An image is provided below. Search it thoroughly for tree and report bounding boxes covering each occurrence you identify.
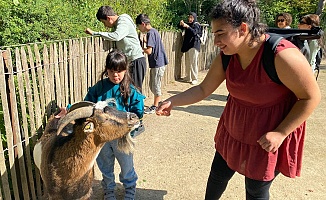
[258,0,320,27]
[0,0,172,46]
[0,0,324,46]
[316,0,326,15]
[181,0,208,15]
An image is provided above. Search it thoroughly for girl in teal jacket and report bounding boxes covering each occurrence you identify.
[84,49,145,200]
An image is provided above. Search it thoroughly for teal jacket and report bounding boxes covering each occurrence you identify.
[84,78,145,120]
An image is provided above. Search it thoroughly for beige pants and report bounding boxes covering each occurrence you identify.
[185,48,199,82]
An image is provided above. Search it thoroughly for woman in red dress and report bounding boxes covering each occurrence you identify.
[156,0,321,199]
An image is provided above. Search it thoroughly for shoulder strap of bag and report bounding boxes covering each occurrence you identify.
[221,34,283,84]
[262,34,283,84]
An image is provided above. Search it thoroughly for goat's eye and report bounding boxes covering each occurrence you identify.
[84,122,94,133]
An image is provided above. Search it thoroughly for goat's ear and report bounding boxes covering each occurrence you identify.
[83,122,95,133]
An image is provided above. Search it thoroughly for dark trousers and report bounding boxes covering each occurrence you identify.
[130,57,146,93]
[315,48,322,71]
[205,151,278,200]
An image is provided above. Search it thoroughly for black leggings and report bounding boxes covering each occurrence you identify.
[205,151,278,200]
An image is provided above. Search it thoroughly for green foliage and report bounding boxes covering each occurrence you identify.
[166,0,219,27]
[0,0,173,46]
[0,108,6,145]
[0,0,106,46]
[0,0,324,47]
[110,0,173,30]
[258,0,320,28]
[0,94,7,148]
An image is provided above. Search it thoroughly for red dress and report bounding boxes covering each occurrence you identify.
[215,37,306,181]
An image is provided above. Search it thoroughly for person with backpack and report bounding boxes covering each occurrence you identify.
[298,14,322,75]
[156,0,321,199]
[179,12,202,85]
[273,12,311,62]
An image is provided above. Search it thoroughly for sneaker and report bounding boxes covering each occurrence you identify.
[144,105,157,114]
[103,189,116,200]
[124,186,136,200]
[191,80,198,85]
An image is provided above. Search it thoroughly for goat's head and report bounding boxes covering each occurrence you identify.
[55,101,140,151]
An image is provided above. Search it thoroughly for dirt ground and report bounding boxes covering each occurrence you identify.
[91,63,326,200]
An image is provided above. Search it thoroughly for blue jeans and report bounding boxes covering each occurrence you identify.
[96,139,138,190]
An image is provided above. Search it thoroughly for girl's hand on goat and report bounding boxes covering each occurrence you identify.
[55,107,68,118]
[156,101,172,116]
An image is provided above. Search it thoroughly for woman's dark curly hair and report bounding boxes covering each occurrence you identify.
[275,13,292,27]
[209,0,267,46]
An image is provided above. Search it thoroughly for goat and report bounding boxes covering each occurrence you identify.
[33,101,140,200]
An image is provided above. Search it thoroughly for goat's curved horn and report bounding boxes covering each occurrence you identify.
[56,106,94,135]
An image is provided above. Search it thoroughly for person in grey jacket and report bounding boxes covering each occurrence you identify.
[85,6,146,93]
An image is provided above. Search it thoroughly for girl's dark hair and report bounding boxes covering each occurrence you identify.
[101,49,133,106]
[209,0,266,45]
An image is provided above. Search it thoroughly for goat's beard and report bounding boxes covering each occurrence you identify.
[117,133,135,154]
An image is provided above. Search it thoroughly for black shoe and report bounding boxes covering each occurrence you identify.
[144,105,157,114]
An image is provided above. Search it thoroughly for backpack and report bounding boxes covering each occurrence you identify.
[195,22,209,45]
[222,34,283,84]
[267,27,323,60]
[222,27,324,84]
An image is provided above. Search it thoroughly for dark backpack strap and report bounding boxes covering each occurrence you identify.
[220,53,231,100]
[221,53,232,71]
[221,34,283,85]
[262,34,283,84]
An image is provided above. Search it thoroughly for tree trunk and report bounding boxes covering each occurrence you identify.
[182,0,192,13]
[316,0,326,15]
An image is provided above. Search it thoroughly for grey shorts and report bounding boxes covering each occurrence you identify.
[149,66,166,96]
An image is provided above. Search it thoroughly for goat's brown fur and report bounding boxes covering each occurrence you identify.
[34,106,139,199]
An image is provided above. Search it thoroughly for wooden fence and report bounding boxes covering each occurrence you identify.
[0,31,217,199]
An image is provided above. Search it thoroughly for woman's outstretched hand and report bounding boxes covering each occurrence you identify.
[155,101,172,116]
